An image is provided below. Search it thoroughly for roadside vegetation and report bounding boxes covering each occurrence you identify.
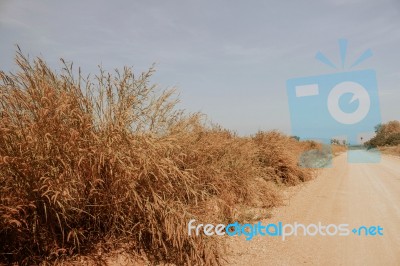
[0,50,341,265]
[365,121,400,156]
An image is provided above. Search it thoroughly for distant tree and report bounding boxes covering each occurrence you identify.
[385,121,400,135]
[366,121,400,147]
[374,123,382,133]
[331,138,340,145]
[290,136,300,141]
[386,133,400,146]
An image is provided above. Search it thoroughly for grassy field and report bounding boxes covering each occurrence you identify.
[0,51,344,265]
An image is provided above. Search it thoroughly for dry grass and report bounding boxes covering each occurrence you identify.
[332,144,347,155]
[1,50,328,265]
[252,131,313,185]
[379,145,400,156]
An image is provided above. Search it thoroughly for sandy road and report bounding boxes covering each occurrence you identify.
[226,151,400,265]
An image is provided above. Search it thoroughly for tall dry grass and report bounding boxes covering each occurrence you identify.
[1,50,318,265]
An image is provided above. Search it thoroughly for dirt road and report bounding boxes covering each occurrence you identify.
[226,151,400,265]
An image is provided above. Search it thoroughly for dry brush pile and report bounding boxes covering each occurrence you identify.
[1,51,320,265]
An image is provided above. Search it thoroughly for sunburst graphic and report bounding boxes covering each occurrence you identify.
[315,39,373,69]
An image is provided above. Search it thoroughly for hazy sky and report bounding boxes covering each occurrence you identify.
[1,0,399,135]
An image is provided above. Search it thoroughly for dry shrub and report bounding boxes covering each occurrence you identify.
[168,125,284,223]
[252,131,312,185]
[0,50,313,265]
[0,50,219,265]
[176,128,259,222]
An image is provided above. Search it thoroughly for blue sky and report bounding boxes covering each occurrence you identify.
[1,0,399,135]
